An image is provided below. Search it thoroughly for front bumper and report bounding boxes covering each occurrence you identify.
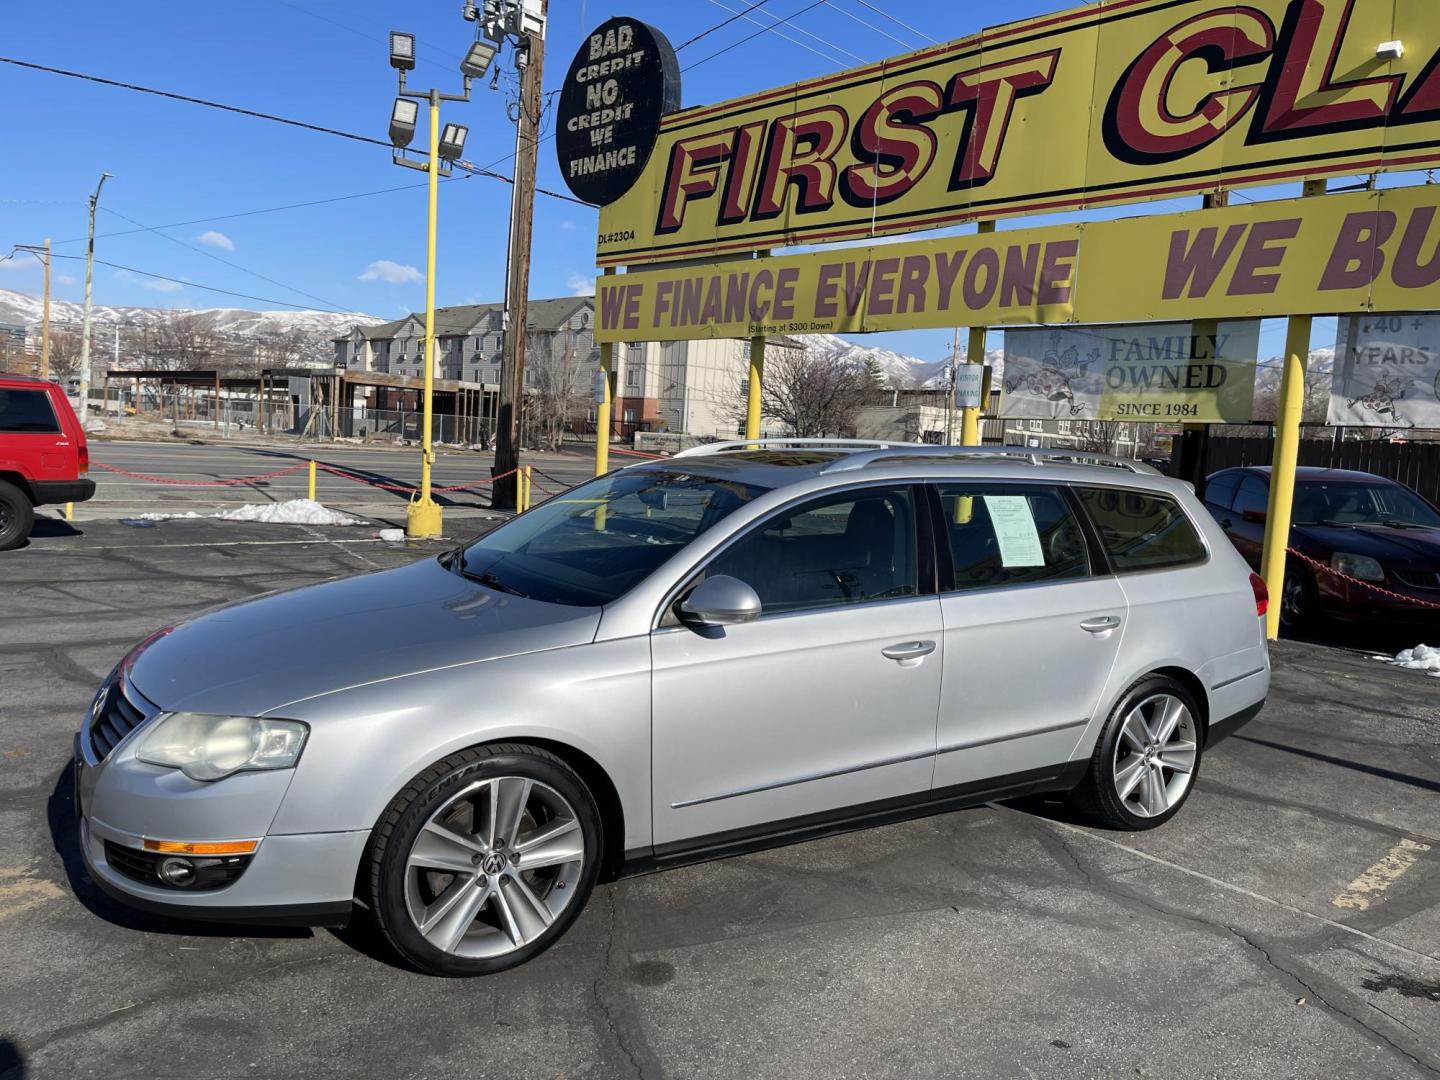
[75,706,368,926]
[79,813,365,926]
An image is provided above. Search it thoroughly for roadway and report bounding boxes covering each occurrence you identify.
[77,438,605,528]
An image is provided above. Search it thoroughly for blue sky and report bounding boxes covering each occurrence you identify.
[0,1,1427,363]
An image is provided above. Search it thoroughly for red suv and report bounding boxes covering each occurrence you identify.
[0,375,96,549]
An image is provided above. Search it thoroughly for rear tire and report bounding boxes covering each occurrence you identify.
[367,743,602,977]
[0,480,34,551]
[1071,675,1203,831]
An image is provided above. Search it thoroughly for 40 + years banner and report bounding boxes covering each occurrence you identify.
[1329,313,1440,428]
[1000,321,1260,423]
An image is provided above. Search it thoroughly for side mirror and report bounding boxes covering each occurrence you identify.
[1241,509,1267,523]
[677,575,762,628]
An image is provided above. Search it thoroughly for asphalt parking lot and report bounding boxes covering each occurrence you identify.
[2,508,1438,1079]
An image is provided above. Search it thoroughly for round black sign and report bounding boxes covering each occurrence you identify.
[556,17,681,206]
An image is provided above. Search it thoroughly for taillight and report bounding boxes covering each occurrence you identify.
[78,438,89,475]
[1249,573,1268,617]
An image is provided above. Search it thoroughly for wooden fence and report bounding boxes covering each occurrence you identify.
[1204,435,1440,505]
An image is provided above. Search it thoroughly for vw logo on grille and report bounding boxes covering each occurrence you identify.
[91,690,107,718]
[481,852,507,875]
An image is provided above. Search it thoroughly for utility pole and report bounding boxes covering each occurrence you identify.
[944,327,960,445]
[39,239,51,379]
[77,172,112,429]
[493,0,548,510]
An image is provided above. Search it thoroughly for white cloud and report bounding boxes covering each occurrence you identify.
[113,269,184,293]
[559,220,576,231]
[0,258,34,273]
[566,271,595,297]
[56,274,77,285]
[197,230,235,251]
[359,259,422,284]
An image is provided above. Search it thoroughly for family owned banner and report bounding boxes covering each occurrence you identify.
[1000,321,1261,423]
[1329,313,1440,428]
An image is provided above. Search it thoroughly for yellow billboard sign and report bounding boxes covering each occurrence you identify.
[1000,321,1260,423]
[596,0,1440,267]
[595,184,1440,342]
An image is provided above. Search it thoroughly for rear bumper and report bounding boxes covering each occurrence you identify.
[1207,700,1264,746]
[32,479,96,506]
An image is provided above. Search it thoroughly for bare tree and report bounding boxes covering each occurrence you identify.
[145,311,222,370]
[725,343,869,437]
[526,330,585,451]
[1072,419,1127,455]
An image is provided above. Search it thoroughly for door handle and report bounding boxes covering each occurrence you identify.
[1219,518,1233,529]
[882,640,936,661]
[1080,616,1122,634]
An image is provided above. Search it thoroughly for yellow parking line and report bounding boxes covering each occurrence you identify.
[1332,839,1431,911]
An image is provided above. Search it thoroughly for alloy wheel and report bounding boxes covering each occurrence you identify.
[403,775,586,958]
[1281,572,1307,626]
[1111,693,1198,819]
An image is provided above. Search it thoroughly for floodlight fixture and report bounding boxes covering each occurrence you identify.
[461,38,499,79]
[389,31,417,71]
[389,97,419,148]
[439,123,469,161]
[1376,40,1404,60]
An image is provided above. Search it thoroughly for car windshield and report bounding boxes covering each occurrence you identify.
[452,469,766,606]
[1292,480,1440,529]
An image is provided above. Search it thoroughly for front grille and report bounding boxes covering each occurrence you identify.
[103,841,251,891]
[1393,569,1440,591]
[87,678,160,762]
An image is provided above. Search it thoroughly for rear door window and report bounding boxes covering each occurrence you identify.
[0,388,60,433]
[1202,471,1240,511]
[1232,476,1269,519]
[933,484,1090,592]
[1077,488,1207,572]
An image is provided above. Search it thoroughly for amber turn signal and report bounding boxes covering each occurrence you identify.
[142,838,259,855]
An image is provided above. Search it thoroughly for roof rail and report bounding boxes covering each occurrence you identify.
[820,446,1159,475]
[669,439,1159,476]
[672,437,924,458]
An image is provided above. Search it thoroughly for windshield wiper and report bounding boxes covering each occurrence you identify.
[460,566,530,598]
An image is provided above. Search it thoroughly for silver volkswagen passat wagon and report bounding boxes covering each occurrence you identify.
[76,441,1269,976]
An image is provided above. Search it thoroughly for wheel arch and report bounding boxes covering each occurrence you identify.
[1150,666,1210,736]
[0,471,36,503]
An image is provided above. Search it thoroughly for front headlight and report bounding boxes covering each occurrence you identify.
[1331,552,1385,582]
[136,713,308,782]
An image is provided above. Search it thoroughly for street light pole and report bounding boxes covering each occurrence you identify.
[78,172,112,428]
[408,88,444,538]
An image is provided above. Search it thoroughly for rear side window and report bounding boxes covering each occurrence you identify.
[1077,488,1207,572]
[1202,471,1240,510]
[935,484,1089,592]
[0,388,60,433]
[1232,476,1269,519]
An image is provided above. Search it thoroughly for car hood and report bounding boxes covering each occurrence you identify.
[1294,523,1440,566]
[127,556,601,716]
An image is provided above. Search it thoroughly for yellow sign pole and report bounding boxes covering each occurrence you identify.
[407,90,444,539]
[1259,179,1326,639]
[595,269,616,477]
[745,334,765,444]
[959,223,994,447]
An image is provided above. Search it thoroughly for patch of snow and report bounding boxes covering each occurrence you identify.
[378,528,405,542]
[1373,644,1440,676]
[139,499,365,526]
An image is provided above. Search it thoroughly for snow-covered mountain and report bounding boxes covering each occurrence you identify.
[0,288,381,363]
[803,333,948,388]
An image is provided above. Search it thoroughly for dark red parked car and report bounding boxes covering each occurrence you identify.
[1203,466,1440,630]
[0,374,96,549]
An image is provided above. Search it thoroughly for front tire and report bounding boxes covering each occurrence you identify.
[0,480,34,551]
[1279,565,1317,632]
[367,744,602,977]
[1071,676,1203,831]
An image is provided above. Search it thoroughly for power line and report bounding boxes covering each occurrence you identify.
[0,56,389,148]
[98,204,354,314]
[685,1,832,72]
[675,0,777,51]
[45,251,367,313]
[848,0,939,44]
[821,0,920,50]
[705,0,862,66]
[0,56,586,206]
